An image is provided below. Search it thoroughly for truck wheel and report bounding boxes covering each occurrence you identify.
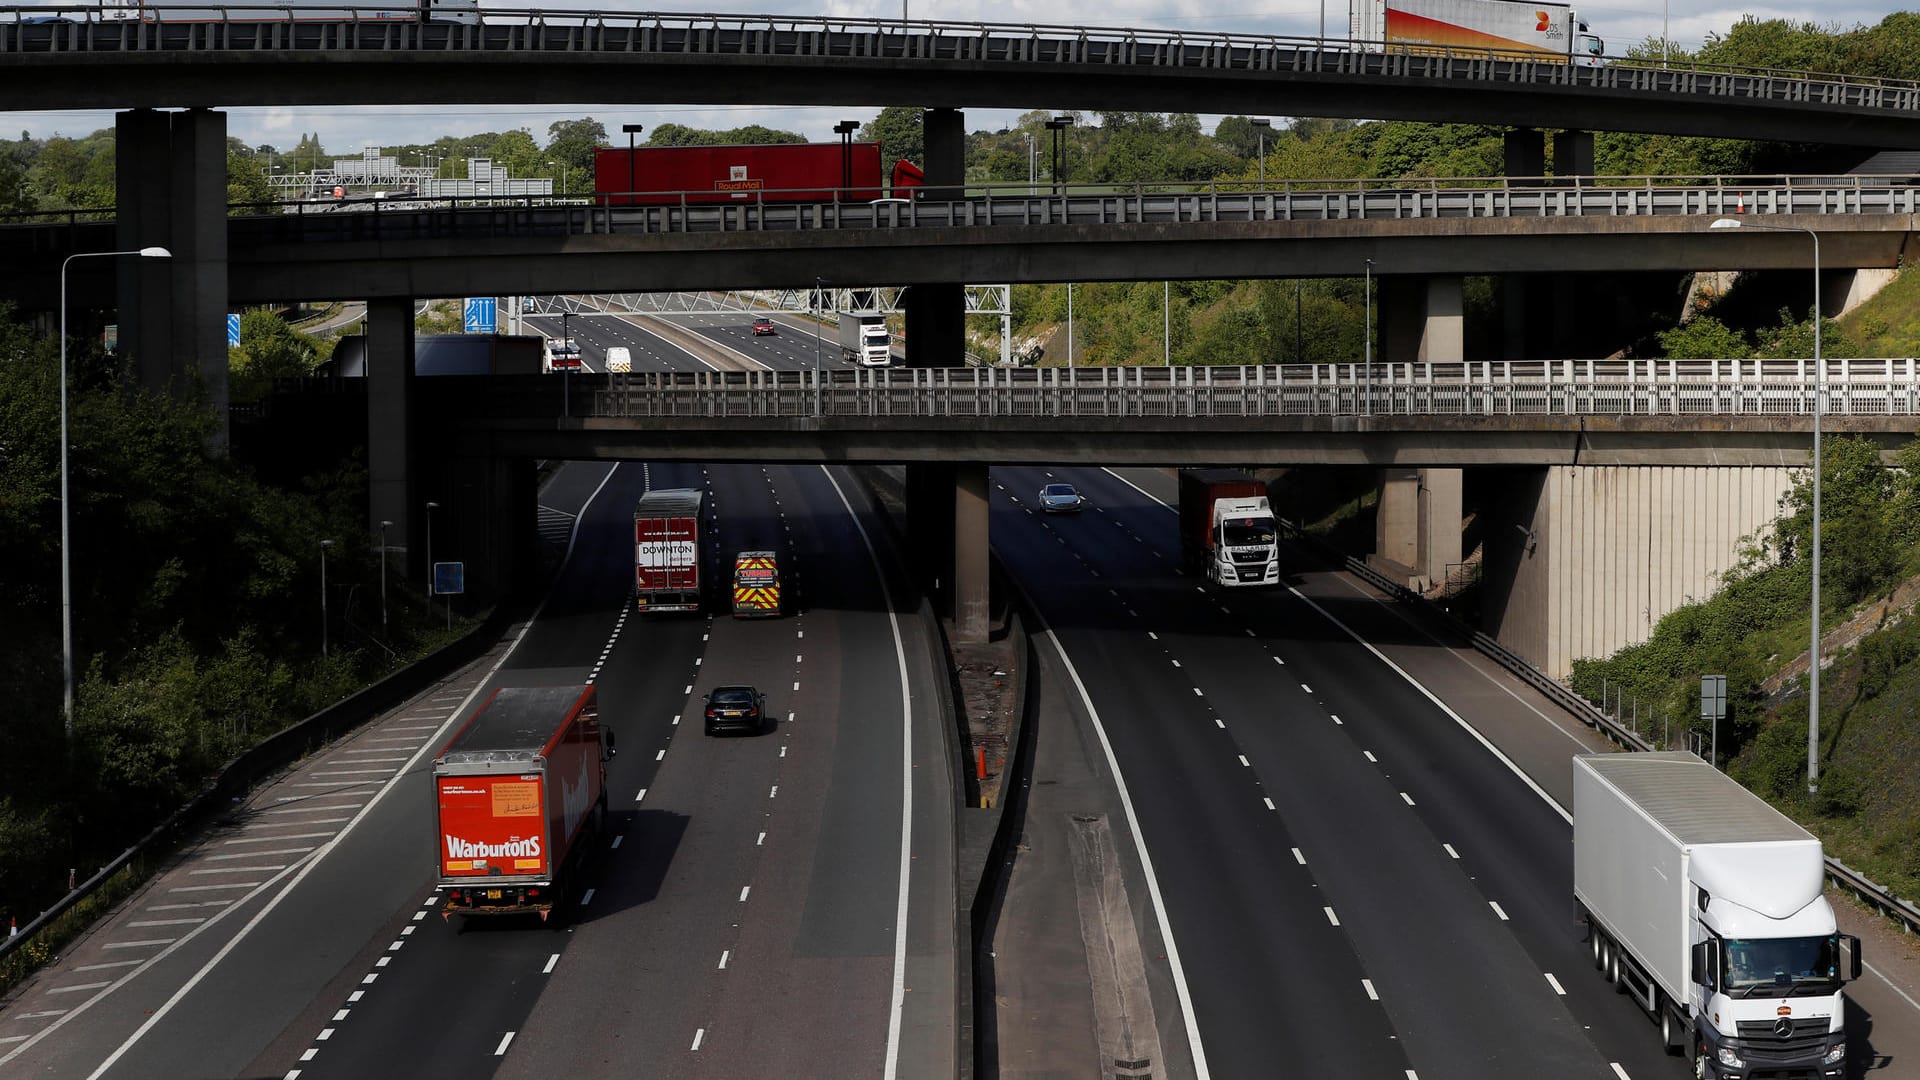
[1591,928,1604,969]
[1660,1002,1684,1055]
[1608,944,1625,992]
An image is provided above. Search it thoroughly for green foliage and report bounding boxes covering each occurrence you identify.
[861,106,924,170]
[1658,315,1752,359]
[643,122,805,148]
[228,309,323,403]
[545,117,607,195]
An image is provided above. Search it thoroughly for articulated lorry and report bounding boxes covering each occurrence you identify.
[1351,0,1603,65]
[434,685,614,920]
[634,488,705,612]
[1574,752,1859,1076]
[1178,469,1280,587]
[592,142,924,204]
[97,0,479,22]
[837,312,892,367]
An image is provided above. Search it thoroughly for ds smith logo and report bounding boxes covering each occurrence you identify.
[446,835,541,860]
[1535,10,1551,29]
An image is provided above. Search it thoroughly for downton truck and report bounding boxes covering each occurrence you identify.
[1575,752,1858,1075]
[634,488,705,612]
[1351,0,1603,65]
[1179,469,1280,586]
[434,685,613,920]
[837,312,891,367]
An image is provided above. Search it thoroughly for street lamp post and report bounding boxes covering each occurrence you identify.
[621,123,644,202]
[561,309,572,419]
[1251,118,1272,185]
[319,539,334,658]
[813,276,828,416]
[1711,216,1822,794]
[425,499,440,606]
[59,246,170,747]
[1045,115,1074,196]
[1363,258,1374,414]
[378,519,392,637]
[833,120,860,200]
[1067,282,1074,366]
[1164,281,1171,366]
[1024,131,1035,195]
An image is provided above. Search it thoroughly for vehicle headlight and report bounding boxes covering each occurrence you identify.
[1823,1041,1846,1065]
[1716,1045,1746,1069]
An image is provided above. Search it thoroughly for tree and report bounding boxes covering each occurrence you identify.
[228,309,321,402]
[1658,315,1751,359]
[545,117,607,195]
[226,148,273,213]
[862,106,924,167]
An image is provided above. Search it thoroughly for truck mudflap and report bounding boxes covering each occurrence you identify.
[439,881,556,920]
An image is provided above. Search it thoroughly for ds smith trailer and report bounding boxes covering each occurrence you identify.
[1574,752,1859,1077]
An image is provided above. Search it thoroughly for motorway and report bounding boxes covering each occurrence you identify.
[523,308,848,376]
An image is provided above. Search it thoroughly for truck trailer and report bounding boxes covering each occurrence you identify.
[1178,469,1280,586]
[634,488,705,613]
[1351,0,1603,65]
[434,685,613,920]
[99,0,479,22]
[1574,752,1858,1075]
[837,312,892,367]
[593,142,924,205]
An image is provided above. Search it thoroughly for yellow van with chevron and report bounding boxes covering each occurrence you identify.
[731,551,782,618]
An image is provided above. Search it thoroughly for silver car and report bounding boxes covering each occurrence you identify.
[1038,482,1086,513]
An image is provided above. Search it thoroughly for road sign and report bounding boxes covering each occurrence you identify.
[433,561,465,596]
[463,297,496,334]
[226,313,241,348]
[1702,674,1727,768]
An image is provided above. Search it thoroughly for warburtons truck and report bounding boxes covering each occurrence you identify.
[634,488,705,613]
[1178,469,1280,586]
[838,312,892,367]
[434,685,614,920]
[1574,752,1859,1076]
[1351,0,1604,65]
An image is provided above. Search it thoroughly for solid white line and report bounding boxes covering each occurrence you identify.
[1545,972,1566,995]
[1286,586,1572,825]
[543,954,559,974]
[47,982,111,995]
[1490,901,1509,921]
[53,464,627,1080]
[1038,630,1212,1079]
[820,467,919,1080]
[1362,978,1379,1000]
[691,1028,706,1051]
[1610,1065,1631,1080]
[494,1032,515,1056]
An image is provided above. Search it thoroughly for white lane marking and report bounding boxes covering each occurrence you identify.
[102,940,173,949]
[401,926,414,936]
[691,1028,706,1051]
[411,911,426,922]
[1610,1066,1630,1080]
[1490,901,1509,921]
[494,1032,515,1056]
[1444,843,1460,859]
[1363,979,1379,1000]
[348,991,364,1002]
[48,464,628,1079]
[1300,684,1313,694]
[204,848,313,860]
[1038,629,1213,1080]
[739,886,751,902]
[1264,798,1276,811]
[127,919,204,928]
[1330,715,1342,725]
[1401,792,1416,806]
[300,1049,317,1062]
[1287,585,1572,825]
[375,957,391,968]
[1363,751,1377,763]
[1170,659,1181,668]
[360,973,376,985]
[262,802,365,813]
[1324,907,1340,926]
[756,832,766,846]
[333,1010,349,1021]
[611,835,623,849]
[543,954,559,974]
[792,681,800,691]
[168,883,259,892]
[1545,972,1566,995]
[47,982,112,995]
[769,786,779,799]
[581,888,596,907]
[1273,656,1285,665]
[1213,717,1225,729]
[1192,688,1203,697]
[189,866,286,875]
[635,788,648,802]
[1291,847,1305,864]
[72,960,141,972]
[655,749,666,762]
[317,1028,334,1041]
[223,833,334,845]
[1147,631,1158,640]
[718,951,730,970]
[1237,755,1250,767]
[820,467,920,1080]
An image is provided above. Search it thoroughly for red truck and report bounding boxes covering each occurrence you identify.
[434,685,614,920]
[594,142,924,204]
[635,488,705,612]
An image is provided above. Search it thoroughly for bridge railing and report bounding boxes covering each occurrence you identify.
[6,6,1919,106]
[588,361,1920,420]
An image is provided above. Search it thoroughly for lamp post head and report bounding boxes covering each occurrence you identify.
[380,519,393,528]
[621,123,645,134]
[1250,118,1272,129]
[138,246,172,258]
[426,501,441,511]
[834,120,859,136]
[320,539,334,549]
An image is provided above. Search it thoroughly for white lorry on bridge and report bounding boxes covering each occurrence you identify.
[1351,0,1603,66]
[1574,752,1858,1077]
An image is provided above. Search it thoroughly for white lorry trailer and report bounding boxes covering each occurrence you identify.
[837,312,891,367]
[1574,752,1858,1077]
[1351,0,1603,65]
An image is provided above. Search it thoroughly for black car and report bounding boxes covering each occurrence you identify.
[704,685,768,736]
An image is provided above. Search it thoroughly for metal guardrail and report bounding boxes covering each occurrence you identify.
[1277,518,1920,935]
[589,361,1920,421]
[4,7,1918,109]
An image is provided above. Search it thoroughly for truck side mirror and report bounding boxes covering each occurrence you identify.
[1841,934,1862,981]
[1691,942,1712,987]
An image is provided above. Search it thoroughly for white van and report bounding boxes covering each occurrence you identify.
[605,346,632,373]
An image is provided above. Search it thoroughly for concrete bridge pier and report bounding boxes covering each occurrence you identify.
[365,297,419,581]
[1378,274,1464,364]
[901,106,991,641]
[1369,466,1463,590]
[115,107,229,440]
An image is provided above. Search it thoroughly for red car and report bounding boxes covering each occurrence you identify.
[752,317,776,336]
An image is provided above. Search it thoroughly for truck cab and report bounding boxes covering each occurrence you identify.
[731,551,782,617]
[1210,497,1280,586]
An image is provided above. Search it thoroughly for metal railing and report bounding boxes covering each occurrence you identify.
[589,361,1920,421]
[4,7,1918,111]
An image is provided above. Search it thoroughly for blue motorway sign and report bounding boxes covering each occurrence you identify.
[433,561,465,596]
[463,297,497,334]
[226,313,241,348]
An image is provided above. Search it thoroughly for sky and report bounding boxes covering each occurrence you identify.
[10,0,1908,166]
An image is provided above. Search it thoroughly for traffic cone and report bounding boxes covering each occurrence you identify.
[9,915,16,938]
[1736,192,1746,214]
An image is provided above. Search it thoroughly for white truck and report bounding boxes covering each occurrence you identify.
[1178,469,1280,587]
[1574,752,1859,1077]
[837,312,891,367]
[96,0,479,22]
[1351,0,1603,66]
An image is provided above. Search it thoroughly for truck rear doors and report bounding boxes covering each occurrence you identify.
[731,551,781,617]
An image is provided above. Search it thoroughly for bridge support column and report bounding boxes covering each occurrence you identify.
[1378,275,1463,365]
[1502,127,1544,178]
[1552,130,1594,177]
[434,453,535,607]
[1369,467,1462,590]
[116,107,229,441]
[906,463,956,613]
[954,464,990,643]
[366,297,418,580]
